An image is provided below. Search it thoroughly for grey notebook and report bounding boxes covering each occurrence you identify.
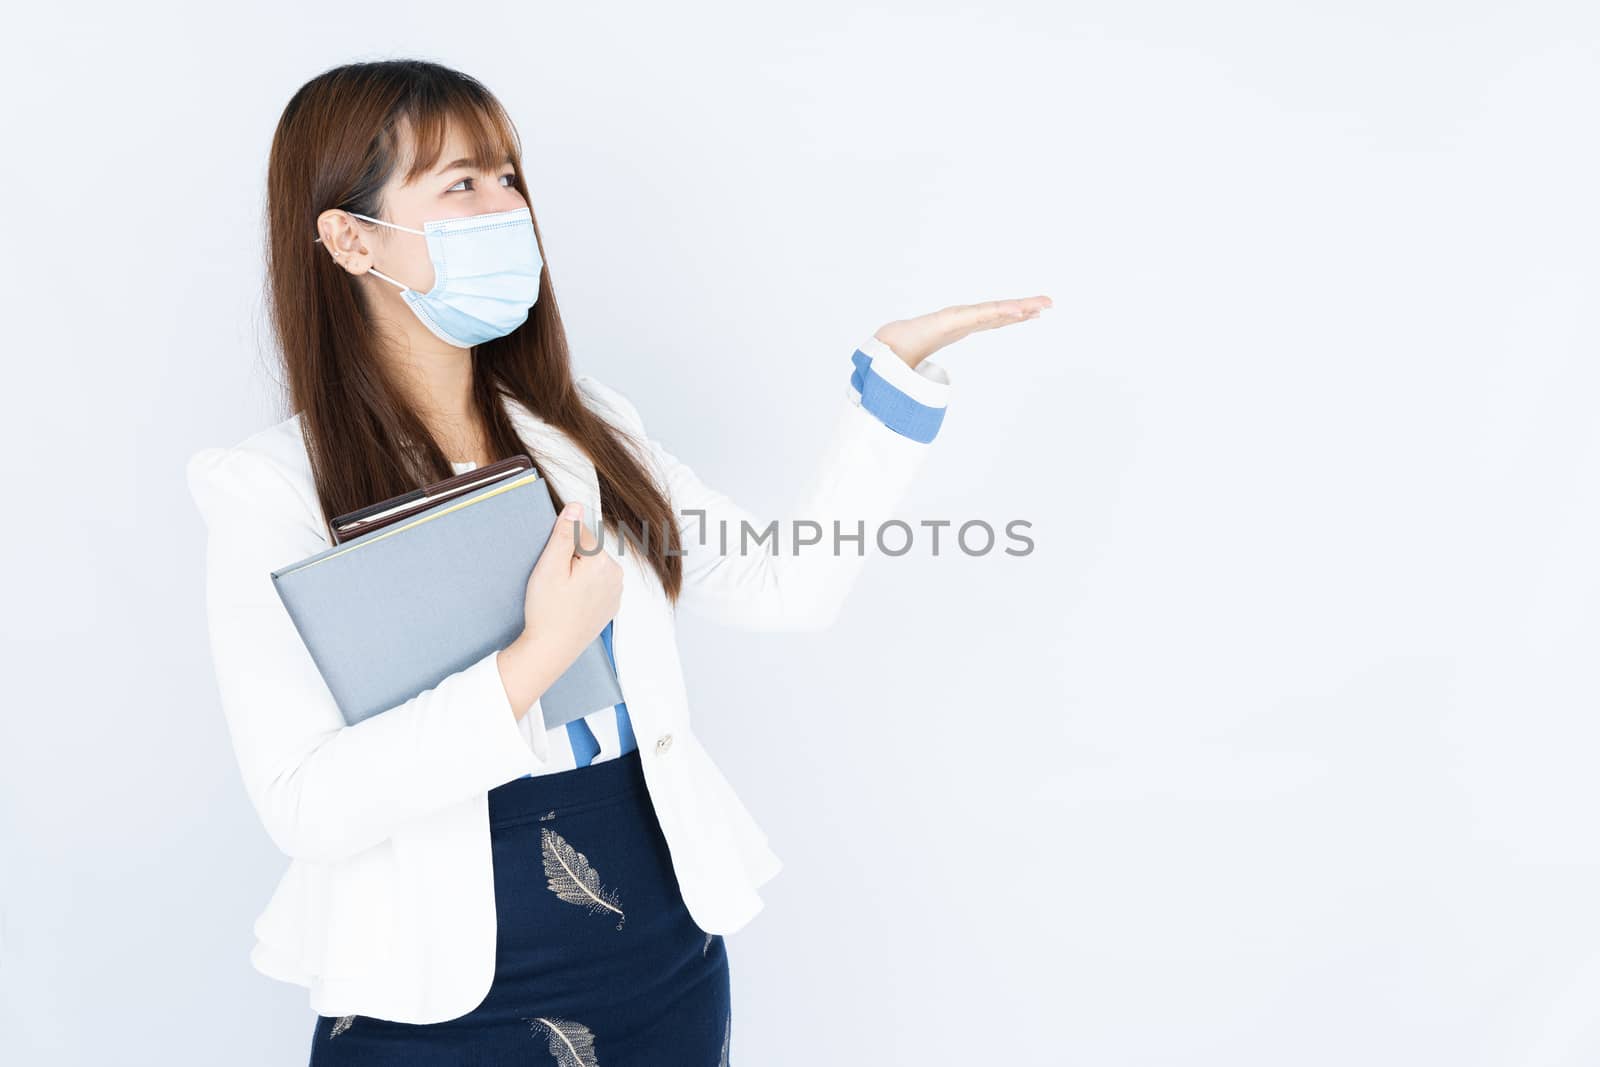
[270,469,624,731]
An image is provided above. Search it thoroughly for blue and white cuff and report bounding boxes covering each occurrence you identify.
[848,336,951,443]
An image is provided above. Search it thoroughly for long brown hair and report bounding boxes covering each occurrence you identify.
[264,59,682,602]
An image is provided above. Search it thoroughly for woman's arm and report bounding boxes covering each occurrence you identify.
[578,334,954,632]
[186,445,551,864]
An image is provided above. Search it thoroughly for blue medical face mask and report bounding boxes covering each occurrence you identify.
[318,206,544,348]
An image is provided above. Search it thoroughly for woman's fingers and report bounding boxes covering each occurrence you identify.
[953,295,1054,335]
[875,294,1052,365]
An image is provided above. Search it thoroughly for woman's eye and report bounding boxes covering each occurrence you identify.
[448,173,517,193]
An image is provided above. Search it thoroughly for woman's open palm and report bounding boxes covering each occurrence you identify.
[874,295,1053,367]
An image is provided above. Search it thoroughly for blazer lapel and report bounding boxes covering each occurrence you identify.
[501,390,653,719]
[500,392,602,524]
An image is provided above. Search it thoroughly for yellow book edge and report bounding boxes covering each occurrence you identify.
[276,471,545,577]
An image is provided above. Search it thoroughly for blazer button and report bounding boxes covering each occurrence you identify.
[655,733,673,754]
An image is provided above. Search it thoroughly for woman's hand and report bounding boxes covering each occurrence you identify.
[497,502,623,720]
[873,295,1053,368]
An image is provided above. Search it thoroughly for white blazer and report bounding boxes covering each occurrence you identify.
[185,336,950,1024]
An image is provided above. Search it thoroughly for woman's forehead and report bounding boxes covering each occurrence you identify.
[392,110,515,183]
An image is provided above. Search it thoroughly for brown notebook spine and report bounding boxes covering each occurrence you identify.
[329,454,535,544]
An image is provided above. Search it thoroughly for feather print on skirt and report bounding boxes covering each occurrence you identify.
[300,751,728,1061]
[540,826,626,930]
[527,1015,600,1067]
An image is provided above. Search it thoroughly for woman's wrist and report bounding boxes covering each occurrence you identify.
[496,630,565,722]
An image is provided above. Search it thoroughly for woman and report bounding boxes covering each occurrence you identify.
[186,59,1049,1065]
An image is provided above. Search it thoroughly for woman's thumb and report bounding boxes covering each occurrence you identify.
[548,501,582,553]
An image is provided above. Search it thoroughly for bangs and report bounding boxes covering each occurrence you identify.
[393,86,522,185]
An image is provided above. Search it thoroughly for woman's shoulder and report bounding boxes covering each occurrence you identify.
[185,412,323,538]
[184,376,648,537]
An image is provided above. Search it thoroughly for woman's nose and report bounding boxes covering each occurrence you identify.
[492,188,530,214]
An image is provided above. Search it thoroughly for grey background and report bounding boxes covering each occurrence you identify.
[3,1,1597,1064]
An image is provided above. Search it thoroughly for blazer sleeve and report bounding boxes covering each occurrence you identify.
[578,335,952,631]
[185,445,549,863]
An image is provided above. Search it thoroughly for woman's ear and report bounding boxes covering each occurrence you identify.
[315,210,374,275]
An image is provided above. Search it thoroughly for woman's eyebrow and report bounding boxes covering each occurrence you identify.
[436,153,515,174]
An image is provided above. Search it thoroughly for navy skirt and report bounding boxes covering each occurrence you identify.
[307,747,732,1066]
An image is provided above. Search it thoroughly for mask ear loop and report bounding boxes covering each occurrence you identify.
[311,212,424,292]
[364,267,410,292]
[348,211,427,236]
